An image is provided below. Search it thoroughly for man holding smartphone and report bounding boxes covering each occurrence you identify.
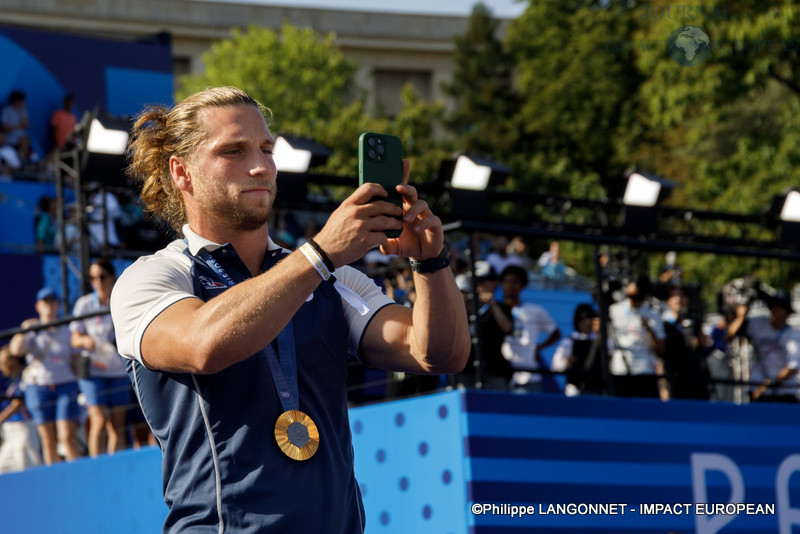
[110,86,469,533]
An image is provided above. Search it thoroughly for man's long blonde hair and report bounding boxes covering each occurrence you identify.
[125,86,271,235]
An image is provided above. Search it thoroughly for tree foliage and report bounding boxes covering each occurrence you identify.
[178,23,446,184]
[392,84,448,183]
[505,0,643,199]
[442,2,518,159]
[178,24,373,178]
[177,6,800,303]
[626,0,800,294]
[497,0,800,303]
[178,24,358,134]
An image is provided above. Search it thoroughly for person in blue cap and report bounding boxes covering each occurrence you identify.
[10,287,82,464]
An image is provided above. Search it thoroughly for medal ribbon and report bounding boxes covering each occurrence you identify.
[263,322,299,412]
[199,247,299,412]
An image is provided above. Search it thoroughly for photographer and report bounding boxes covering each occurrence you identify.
[727,289,800,403]
[608,274,669,401]
[661,285,710,400]
[455,261,514,391]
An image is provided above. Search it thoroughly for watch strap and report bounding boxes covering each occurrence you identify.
[409,242,451,273]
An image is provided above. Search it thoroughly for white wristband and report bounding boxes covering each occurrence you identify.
[300,242,335,283]
[299,242,370,316]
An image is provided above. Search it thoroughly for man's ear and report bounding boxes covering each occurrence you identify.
[170,155,193,193]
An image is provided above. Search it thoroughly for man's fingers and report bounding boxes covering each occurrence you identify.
[346,182,389,206]
[410,213,440,233]
[401,197,429,224]
[366,214,404,234]
[353,198,402,219]
[396,183,418,205]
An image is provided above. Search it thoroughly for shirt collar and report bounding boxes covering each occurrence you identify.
[182,224,281,257]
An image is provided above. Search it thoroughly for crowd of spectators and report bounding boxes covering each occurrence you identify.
[344,234,800,409]
[0,90,67,182]
[7,223,796,472]
[0,260,154,475]
[1,88,167,256]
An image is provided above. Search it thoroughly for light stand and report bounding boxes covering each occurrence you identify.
[621,170,676,235]
[54,145,82,305]
[272,135,332,204]
[54,110,129,301]
[441,154,511,220]
[770,189,800,246]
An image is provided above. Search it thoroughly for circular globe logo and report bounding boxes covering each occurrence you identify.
[667,26,711,67]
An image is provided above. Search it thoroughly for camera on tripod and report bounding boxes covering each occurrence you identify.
[717,276,775,316]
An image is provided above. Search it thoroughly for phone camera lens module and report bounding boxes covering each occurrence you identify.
[367,137,376,147]
[377,144,385,155]
[368,149,377,159]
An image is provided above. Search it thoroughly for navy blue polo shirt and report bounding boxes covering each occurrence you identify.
[120,238,390,533]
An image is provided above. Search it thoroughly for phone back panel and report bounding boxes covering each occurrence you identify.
[359,132,403,238]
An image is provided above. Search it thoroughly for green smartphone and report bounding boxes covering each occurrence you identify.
[358,132,404,238]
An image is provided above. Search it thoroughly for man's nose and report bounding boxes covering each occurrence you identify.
[251,152,276,177]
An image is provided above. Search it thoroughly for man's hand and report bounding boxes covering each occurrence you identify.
[313,182,404,268]
[380,160,444,261]
[655,359,670,401]
[735,304,749,319]
[73,332,96,351]
[314,160,444,266]
[751,381,769,401]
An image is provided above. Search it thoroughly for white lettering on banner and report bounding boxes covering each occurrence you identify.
[691,453,743,534]
[470,453,795,528]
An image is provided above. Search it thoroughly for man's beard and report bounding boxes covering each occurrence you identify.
[194,171,275,231]
[224,194,273,231]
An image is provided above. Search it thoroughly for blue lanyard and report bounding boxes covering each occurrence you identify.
[199,247,299,413]
[263,321,299,412]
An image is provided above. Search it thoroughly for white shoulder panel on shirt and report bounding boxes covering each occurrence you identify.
[110,240,198,364]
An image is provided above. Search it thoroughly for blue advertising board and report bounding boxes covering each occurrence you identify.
[1,390,798,533]
[352,390,800,534]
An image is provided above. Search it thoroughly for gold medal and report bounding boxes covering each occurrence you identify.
[274,410,319,461]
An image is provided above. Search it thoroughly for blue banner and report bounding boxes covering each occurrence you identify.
[351,390,800,534]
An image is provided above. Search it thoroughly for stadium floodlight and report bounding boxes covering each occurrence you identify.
[779,189,800,223]
[451,155,493,191]
[623,171,674,207]
[438,154,511,219]
[85,116,129,155]
[78,111,131,187]
[450,154,510,191]
[621,170,676,233]
[272,135,331,173]
[768,189,800,246]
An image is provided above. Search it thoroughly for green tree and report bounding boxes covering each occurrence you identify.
[442,2,519,159]
[505,0,644,199]
[630,1,800,295]
[178,23,373,176]
[178,23,450,189]
[488,1,647,277]
[393,84,448,183]
[631,1,800,210]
